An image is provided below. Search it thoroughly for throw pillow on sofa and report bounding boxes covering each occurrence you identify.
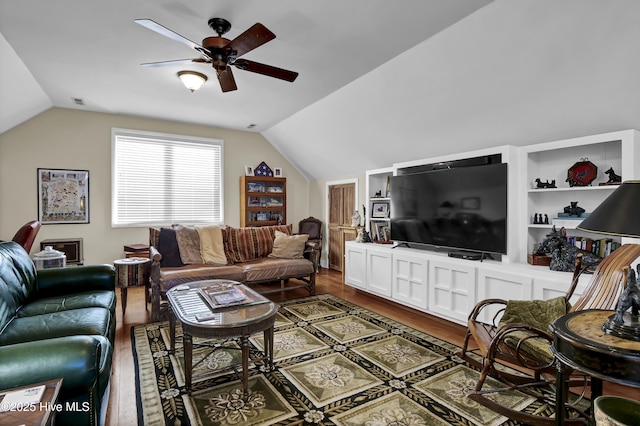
[174,224,203,264]
[196,224,228,265]
[224,224,292,263]
[269,231,308,259]
[157,228,184,267]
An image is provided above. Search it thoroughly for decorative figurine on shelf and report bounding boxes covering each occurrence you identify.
[535,226,602,272]
[566,158,597,187]
[351,210,361,227]
[563,201,585,217]
[374,190,382,197]
[355,227,365,243]
[363,231,372,243]
[544,214,549,224]
[602,265,640,341]
[535,178,557,189]
[604,167,622,184]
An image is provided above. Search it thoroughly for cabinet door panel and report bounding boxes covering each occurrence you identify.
[428,259,476,324]
[392,252,428,309]
[476,269,533,324]
[345,243,367,289]
[367,248,392,297]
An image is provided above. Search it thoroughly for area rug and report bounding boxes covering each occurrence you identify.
[132,294,558,425]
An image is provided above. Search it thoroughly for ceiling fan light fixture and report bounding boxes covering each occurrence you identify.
[177,71,207,92]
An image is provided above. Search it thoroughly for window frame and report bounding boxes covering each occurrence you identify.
[111,128,224,228]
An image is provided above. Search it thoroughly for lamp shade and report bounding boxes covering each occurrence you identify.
[576,180,640,238]
[177,71,207,92]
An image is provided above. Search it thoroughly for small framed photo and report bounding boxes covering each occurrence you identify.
[274,167,283,177]
[371,202,389,218]
[461,197,480,210]
[244,165,254,176]
[38,168,90,224]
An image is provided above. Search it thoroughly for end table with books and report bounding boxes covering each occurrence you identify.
[0,378,63,426]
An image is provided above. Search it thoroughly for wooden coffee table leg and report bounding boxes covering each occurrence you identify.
[263,327,274,369]
[241,334,250,397]
[184,333,193,394]
[169,312,176,354]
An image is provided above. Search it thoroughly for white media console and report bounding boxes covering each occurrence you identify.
[348,129,640,325]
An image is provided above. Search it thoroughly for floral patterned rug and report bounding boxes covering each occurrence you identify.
[132,294,556,425]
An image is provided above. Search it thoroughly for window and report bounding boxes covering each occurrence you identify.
[112,128,223,227]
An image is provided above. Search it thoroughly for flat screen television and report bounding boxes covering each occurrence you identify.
[390,163,508,255]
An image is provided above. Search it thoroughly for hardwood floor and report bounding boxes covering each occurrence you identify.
[106,268,639,425]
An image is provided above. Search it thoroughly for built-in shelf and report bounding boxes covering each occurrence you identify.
[523,129,639,261]
[365,168,393,242]
[527,186,618,193]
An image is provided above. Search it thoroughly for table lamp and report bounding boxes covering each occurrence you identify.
[576,180,640,341]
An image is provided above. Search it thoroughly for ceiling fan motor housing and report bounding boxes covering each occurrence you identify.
[202,37,237,71]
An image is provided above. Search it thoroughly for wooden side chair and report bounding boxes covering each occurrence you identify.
[456,244,640,425]
[297,216,323,272]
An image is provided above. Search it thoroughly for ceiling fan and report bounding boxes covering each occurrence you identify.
[135,17,299,92]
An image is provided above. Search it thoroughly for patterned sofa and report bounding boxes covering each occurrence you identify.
[148,224,317,320]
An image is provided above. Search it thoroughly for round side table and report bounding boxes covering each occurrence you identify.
[114,257,150,315]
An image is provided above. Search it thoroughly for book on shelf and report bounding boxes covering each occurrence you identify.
[123,243,149,252]
[567,236,619,258]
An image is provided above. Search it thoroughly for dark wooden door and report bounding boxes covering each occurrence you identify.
[328,183,355,271]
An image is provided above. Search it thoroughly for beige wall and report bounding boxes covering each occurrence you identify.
[0,107,309,264]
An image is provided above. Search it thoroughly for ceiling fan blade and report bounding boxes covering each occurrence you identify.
[140,58,209,67]
[233,59,298,82]
[226,23,275,58]
[135,18,211,58]
[217,67,238,92]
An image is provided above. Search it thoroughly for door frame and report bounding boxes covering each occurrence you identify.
[325,178,359,269]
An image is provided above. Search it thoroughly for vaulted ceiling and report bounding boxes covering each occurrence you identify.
[0,1,490,132]
[3,1,640,181]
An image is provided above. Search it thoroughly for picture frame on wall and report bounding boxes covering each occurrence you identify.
[244,165,254,176]
[37,168,90,224]
[274,167,283,177]
[371,202,389,218]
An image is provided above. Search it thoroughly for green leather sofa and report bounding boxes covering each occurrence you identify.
[0,241,116,425]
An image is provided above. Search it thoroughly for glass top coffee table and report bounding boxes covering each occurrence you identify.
[165,279,278,396]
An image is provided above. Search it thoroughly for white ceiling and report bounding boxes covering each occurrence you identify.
[3,1,640,183]
[0,0,490,135]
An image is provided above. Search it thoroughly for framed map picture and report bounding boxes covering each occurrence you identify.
[38,168,90,224]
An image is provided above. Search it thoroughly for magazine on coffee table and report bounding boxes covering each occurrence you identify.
[197,285,268,312]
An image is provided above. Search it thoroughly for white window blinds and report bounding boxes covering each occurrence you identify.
[112,129,224,227]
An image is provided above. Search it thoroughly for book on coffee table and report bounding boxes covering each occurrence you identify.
[197,285,268,312]
[0,385,45,411]
[211,288,246,304]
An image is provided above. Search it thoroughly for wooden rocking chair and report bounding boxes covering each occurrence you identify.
[456,244,640,425]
